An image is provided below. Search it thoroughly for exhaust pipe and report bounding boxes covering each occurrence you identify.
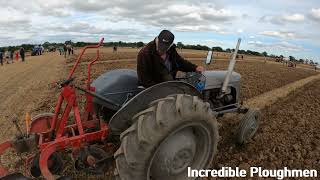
[221,38,241,94]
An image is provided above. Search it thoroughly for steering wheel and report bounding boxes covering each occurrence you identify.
[180,72,206,91]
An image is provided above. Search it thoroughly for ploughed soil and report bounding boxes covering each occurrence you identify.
[212,79,320,176]
[65,48,274,64]
[65,48,212,64]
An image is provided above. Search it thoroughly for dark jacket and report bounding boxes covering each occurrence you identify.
[20,48,25,56]
[137,40,197,87]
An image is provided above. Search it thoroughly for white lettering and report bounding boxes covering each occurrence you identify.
[199,169,206,177]
[187,166,317,179]
[250,167,259,177]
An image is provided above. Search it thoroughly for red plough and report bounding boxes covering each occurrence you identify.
[0,38,112,180]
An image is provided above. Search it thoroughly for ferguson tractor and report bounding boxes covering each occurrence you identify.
[0,38,260,180]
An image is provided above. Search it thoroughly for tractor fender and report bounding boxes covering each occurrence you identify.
[108,81,201,134]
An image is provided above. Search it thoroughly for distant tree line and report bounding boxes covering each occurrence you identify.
[177,42,273,57]
[0,40,317,65]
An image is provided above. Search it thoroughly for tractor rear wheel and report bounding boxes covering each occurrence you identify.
[114,94,219,180]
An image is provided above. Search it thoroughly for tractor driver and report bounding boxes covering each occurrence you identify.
[137,30,204,87]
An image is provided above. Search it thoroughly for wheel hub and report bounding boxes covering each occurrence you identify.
[171,148,194,174]
[150,128,196,178]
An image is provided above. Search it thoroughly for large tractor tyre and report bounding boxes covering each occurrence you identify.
[114,94,219,180]
[235,108,261,145]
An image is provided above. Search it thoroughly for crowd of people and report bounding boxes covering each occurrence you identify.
[0,47,25,66]
[58,43,74,58]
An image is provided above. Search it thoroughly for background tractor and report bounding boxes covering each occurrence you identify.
[0,38,260,180]
[31,45,44,56]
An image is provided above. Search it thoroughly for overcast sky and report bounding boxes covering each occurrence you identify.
[0,0,319,61]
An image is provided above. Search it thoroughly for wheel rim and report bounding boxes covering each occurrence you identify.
[147,122,214,180]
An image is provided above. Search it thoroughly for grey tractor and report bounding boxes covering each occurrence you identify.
[91,38,260,180]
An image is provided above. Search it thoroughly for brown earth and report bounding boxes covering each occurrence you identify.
[0,53,65,140]
[211,78,320,178]
[65,47,263,64]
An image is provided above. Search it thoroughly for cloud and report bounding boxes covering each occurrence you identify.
[0,19,31,28]
[204,40,224,46]
[69,1,236,29]
[248,40,263,46]
[0,0,72,18]
[70,0,110,12]
[309,8,320,21]
[282,14,305,22]
[259,31,297,39]
[42,8,71,17]
[237,29,244,33]
[260,13,305,25]
[47,21,154,42]
[175,25,226,34]
[248,40,306,52]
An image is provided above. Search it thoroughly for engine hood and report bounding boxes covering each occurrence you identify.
[203,70,241,88]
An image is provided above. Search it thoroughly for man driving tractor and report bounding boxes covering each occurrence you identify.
[137,30,204,87]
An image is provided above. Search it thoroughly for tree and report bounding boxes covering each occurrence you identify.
[262,51,268,57]
[238,49,246,54]
[43,42,50,48]
[137,41,144,48]
[289,56,296,61]
[177,42,184,49]
[212,46,223,52]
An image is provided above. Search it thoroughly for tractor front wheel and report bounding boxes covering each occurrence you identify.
[235,108,261,145]
[114,94,219,180]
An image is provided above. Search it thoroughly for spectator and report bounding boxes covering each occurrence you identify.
[63,44,67,58]
[0,51,3,66]
[10,50,14,63]
[71,47,74,55]
[113,46,117,53]
[58,47,62,55]
[15,51,19,61]
[20,47,25,62]
[5,50,10,64]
